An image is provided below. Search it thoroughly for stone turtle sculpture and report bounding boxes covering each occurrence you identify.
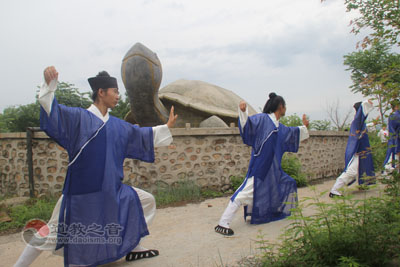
[121,43,256,127]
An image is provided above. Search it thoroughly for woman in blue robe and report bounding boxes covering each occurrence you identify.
[329,100,375,197]
[15,67,177,267]
[383,100,400,175]
[215,93,309,236]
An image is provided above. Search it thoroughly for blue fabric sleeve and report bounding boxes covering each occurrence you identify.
[239,115,259,148]
[393,112,400,154]
[125,124,155,163]
[40,98,99,153]
[282,125,300,153]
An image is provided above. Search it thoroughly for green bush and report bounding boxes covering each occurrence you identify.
[280,114,303,127]
[281,154,308,187]
[230,154,307,190]
[229,155,307,190]
[368,131,388,172]
[245,172,400,267]
[310,119,331,131]
[0,197,58,233]
[230,175,245,191]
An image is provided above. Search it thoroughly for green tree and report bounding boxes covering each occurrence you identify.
[310,119,331,130]
[344,0,400,48]
[54,82,92,109]
[0,103,40,132]
[322,0,400,48]
[280,114,303,127]
[344,41,400,122]
[109,92,131,120]
[0,82,93,132]
[0,113,7,132]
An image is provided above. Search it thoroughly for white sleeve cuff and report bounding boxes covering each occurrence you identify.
[238,106,248,131]
[38,80,57,115]
[153,124,173,147]
[298,125,309,142]
[361,100,373,117]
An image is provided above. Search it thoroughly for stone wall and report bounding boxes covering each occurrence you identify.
[0,129,348,197]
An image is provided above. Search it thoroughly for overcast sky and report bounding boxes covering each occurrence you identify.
[0,0,368,121]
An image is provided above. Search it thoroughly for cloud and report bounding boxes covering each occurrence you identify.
[0,0,367,123]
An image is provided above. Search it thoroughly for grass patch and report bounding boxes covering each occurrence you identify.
[242,172,400,266]
[281,154,308,187]
[201,189,224,198]
[154,180,203,208]
[230,175,245,191]
[154,180,227,208]
[0,197,58,234]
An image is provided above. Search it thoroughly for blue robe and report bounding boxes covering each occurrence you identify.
[383,110,400,168]
[233,113,299,225]
[344,105,375,185]
[40,98,154,266]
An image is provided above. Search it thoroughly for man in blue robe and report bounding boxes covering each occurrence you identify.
[215,93,309,236]
[383,100,400,175]
[15,66,177,266]
[329,100,375,197]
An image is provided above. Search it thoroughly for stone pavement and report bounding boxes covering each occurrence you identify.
[1,179,383,267]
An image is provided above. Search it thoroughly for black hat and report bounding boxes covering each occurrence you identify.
[88,71,118,92]
[353,101,362,112]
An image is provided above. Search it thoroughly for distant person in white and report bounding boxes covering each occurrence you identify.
[378,124,389,143]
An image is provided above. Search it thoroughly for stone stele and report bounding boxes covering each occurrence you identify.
[121,42,257,127]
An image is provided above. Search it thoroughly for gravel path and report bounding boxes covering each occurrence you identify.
[1,179,384,267]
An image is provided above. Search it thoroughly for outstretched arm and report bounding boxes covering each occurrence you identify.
[361,99,374,117]
[238,100,249,131]
[39,66,101,152]
[38,66,59,115]
[298,114,310,142]
[153,106,178,147]
[167,105,178,128]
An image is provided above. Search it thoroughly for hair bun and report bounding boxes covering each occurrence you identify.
[97,71,110,77]
[269,92,277,99]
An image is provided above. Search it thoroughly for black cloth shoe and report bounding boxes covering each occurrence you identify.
[215,225,234,236]
[329,192,343,198]
[125,249,159,261]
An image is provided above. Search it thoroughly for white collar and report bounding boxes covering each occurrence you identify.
[268,113,280,128]
[87,104,109,123]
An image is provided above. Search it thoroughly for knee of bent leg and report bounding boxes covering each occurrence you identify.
[141,192,156,212]
[346,168,358,178]
[148,193,156,209]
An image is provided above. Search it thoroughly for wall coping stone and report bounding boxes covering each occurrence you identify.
[0,129,349,139]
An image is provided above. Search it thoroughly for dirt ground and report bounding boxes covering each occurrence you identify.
[1,179,384,267]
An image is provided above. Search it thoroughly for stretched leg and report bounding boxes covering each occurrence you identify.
[215,199,241,236]
[384,153,399,175]
[14,196,63,266]
[14,246,42,267]
[330,155,359,197]
[126,187,158,262]
[215,177,254,235]
[134,187,156,226]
